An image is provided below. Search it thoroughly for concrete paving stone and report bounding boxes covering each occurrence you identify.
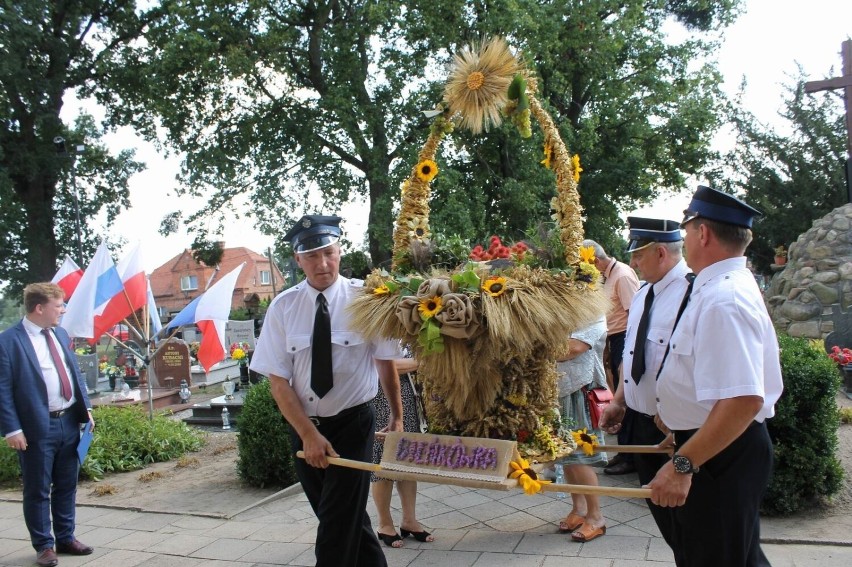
[75,526,136,546]
[0,502,22,519]
[408,497,454,519]
[76,548,156,567]
[401,528,465,551]
[116,512,183,532]
[417,510,479,530]
[541,556,613,566]
[458,500,519,522]
[134,554,208,567]
[645,537,675,562]
[437,490,494,509]
[577,535,650,560]
[167,515,227,531]
[283,506,316,522]
[0,518,19,533]
[146,533,217,555]
[188,537,263,561]
[763,544,852,566]
[497,492,553,510]
[246,522,316,543]
[622,515,662,538]
[483,510,547,532]
[290,525,318,544]
[205,520,266,539]
[515,532,581,557]
[0,522,29,540]
[0,538,32,563]
[235,541,313,564]
[524,497,580,524]
[44,548,111,567]
[416,483,470,500]
[599,500,651,524]
[472,551,545,567]
[286,547,317,566]
[106,530,171,551]
[453,528,523,553]
[381,545,423,567]
[407,549,481,567]
[612,561,674,567]
[82,509,140,528]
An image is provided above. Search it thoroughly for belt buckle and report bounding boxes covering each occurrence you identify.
[309,416,321,426]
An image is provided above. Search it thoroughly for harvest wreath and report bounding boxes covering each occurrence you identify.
[349,37,610,463]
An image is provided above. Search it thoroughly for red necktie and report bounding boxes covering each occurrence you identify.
[42,328,73,401]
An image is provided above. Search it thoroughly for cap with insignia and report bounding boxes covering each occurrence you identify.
[627,216,683,253]
[284,215,343,253]
[681,185,763,229]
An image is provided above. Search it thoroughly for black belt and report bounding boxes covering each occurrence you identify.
[49,409,69,418]
[634,411,656,421]
[308,401,370,426]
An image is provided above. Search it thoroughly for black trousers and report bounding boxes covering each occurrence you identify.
[607,332,635,459]
[631,412,674,547]
[291,403,386,567]
[670,421,773,567]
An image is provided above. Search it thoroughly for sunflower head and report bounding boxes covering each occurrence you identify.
[374,284,390,295]
[416,159,439,183]
[418,296,443,319]
[579,245,596,264]
[482,276,507,297]
[572,154,583,183]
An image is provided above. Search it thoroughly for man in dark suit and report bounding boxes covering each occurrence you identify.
[0,283,95,567]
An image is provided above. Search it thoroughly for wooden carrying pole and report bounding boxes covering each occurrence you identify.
[295,451,651,499]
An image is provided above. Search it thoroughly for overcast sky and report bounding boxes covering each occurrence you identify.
[70,0,852,272]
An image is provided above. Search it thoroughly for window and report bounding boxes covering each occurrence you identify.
[180,275,198,291]
[260,270,271,285]
[158,306,169,318]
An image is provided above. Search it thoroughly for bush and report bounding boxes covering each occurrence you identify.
[763,334,844,515]
[237,379,298,488]
[0,406,204,485]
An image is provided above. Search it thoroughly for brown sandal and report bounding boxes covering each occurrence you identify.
[571,523,606,542]
[558,512,585,533]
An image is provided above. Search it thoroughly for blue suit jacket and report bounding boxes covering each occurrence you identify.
[0,320,91,439]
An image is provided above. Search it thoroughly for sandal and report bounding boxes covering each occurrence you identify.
[571,523,606,542]
[558,512,585,533]
[400,528,434,542]
[376,531,403,548]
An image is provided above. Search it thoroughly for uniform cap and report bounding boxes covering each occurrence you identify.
[284,215,342,253]
[681,186,762,229]
[627,216,683,253]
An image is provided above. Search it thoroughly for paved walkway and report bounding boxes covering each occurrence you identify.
[2,466,851,566]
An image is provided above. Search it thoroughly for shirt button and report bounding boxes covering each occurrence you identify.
[629,350,634,355]
[656,397,660,402]
[344,340,349,345]
[659,339,664,343]
[309,396,314,402]
[291,347,296,351]
[624,379,628,383]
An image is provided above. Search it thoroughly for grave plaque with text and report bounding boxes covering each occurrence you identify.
[226,320,256,350]
[152,339,192,388]
[77,353,99,391]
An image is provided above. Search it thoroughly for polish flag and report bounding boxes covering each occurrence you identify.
[167,263,244,373]
[61,243,124,339]
[51,256,84,301]
[92,243,148,342]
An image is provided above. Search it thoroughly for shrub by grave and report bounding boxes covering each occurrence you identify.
[763,334,843,515]
[0,405,204,484]
[236,379,297,488]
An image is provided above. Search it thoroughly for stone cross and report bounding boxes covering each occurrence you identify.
[805,40,852,202]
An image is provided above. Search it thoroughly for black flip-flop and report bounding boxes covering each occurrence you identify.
[400,528,434,542]
[376,531,403,548]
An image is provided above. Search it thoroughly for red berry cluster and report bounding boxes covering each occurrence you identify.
[469,236,528,261]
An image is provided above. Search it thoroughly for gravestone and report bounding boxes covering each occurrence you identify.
[77,353,99,391]
[115,340,143,366]
[152,339,192,388]
[226,320,256,350]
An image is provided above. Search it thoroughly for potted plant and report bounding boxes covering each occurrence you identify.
[774,245,788,266]
[827,345,852,396]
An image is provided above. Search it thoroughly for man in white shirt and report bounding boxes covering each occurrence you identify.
[600,216,690,547]
[250,215,402,567]
[649,186,783,567]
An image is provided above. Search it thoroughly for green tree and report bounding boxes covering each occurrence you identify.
[717,71,848,272]
[102,0,738,266]
[0,1,154,294]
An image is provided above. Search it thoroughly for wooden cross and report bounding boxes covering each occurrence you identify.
[805,40,852,202]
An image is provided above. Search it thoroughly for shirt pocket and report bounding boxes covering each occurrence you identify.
[331,331,368,377]
[288,334,311,358]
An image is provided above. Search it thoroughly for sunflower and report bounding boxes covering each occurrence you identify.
[571,428,599,456]
[541,142,552,169]
[415,159,438,183]
[443,37,521,134]
[572,154,583,183]
[482,276,507,297]
[579,245,596,264]
[373,284,390,295]
[418,296,443,319]
[406,216,431,240]
[509,457,552,495]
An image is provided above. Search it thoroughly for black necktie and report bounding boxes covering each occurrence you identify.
[631,285,655,383]
[656,273,696,380]
[311,293,333,398]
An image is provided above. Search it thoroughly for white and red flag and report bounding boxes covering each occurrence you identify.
[50,255,84,301]
[92,242,147,342]
[61,243,124,339]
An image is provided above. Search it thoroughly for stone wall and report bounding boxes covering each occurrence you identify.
[765,203,852,341]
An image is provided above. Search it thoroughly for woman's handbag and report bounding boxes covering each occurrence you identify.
[585,386,613,430]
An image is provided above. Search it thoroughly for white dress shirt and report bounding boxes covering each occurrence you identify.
[656,257,784,430]
[250,276,400,417]
[621,259,690,415]
[23,317,77,412]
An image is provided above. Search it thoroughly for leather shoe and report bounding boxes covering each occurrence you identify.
[56,539,94,555]
[36,548,58,567]
[604,459,636,475]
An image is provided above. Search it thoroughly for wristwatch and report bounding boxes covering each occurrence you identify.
[672,453,700,474]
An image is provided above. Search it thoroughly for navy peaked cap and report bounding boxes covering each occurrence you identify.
[285,215,342,253]
[627,216,683,252]
[682,185,763,229]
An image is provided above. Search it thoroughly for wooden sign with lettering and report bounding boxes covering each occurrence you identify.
[381,431,516,483]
